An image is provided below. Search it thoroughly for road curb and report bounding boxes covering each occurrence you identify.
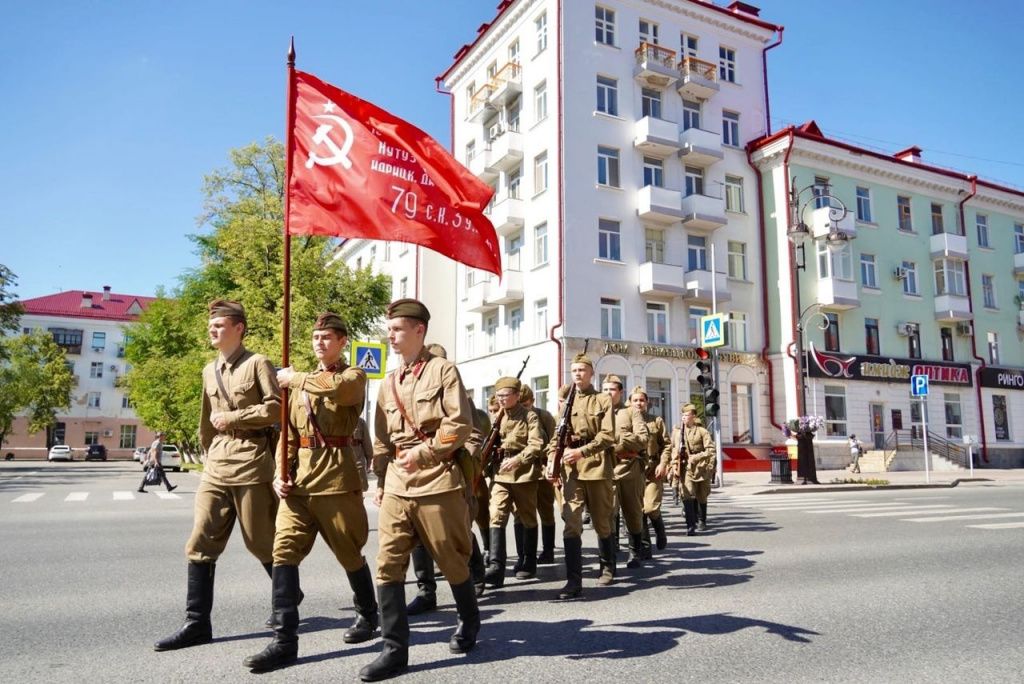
[736,477,994,495]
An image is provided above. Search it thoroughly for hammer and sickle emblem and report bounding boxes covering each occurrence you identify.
[305,113,355,170]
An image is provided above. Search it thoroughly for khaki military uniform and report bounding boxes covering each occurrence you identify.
[488,405,544,528]
[373,348,473,585]
[353,417,373,491]
[531,405,557,526]
[273,362,369,572]
[188,346,280,563]
[550,387,615,539]
[641,414,672,519]
[611,405,649,534]
[468,405,491,535]
[670,423,716,503]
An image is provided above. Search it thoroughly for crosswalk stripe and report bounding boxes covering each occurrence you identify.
[804,504,955,514]
[739,501,875,510]
[12,492,44,503]
[905,512,1024,523]
[854,507,1006,518]
[65,492,89,502]
[967,522,1024,530]
[112,491,135,501]
[154,492,181,500]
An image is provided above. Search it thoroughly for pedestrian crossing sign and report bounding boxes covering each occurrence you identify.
[351,341,387,379]
[700,313,727,348]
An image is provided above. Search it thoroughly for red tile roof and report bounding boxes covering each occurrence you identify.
[20,290,157,322]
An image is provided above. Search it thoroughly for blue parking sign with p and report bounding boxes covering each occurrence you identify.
[351,341,387,380]
[911,374,929,397]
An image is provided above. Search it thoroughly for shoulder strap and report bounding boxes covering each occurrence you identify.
[213,365,237,411]
[389,371,431,443]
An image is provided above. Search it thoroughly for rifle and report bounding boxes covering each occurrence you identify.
[481,355,530,480]
[545,340,588,481]
[675,432,689,481]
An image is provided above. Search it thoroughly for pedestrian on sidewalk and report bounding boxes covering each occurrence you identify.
[848,434,863,474]
[139,432,177,493]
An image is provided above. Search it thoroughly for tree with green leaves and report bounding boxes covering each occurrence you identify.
[0,265,25,360]
[124,138,391,453]
[0,330,73,448]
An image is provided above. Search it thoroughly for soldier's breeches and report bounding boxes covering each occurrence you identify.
[489,481,539,528]
[682,476,711,503]
[472,480,490,533]
[273,491,369,571]
[186,480,277,563]
[643,480,664,518]
[536,479,556,526]
[561,477,614,539]
[376,490,471,586]
[615,468,645,534]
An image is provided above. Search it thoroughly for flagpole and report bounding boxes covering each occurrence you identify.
[280,37,296,483]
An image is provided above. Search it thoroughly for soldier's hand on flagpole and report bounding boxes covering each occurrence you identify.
[654,463,666,480]
[273,476,292,499]
[210,413,229,431]
[277,367,295,388]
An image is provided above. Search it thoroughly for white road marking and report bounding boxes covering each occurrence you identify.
[966,522,1024,530]
[154,491,180,500]
[854,507,1007,518]
[113,491,135,501]
[12,492,44,503]
[905,512,1024,523]
[65,492,89,502]
[805,504,955,514]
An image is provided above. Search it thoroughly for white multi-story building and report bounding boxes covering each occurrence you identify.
[4,287,157,459]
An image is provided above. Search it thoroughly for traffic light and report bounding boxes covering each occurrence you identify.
[695,348,719,418]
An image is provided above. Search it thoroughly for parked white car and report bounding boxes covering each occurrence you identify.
[133,447,149,462]
[47,445,73,462]
[158,445,182,472]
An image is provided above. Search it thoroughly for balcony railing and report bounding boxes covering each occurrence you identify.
[635,42,676,69]
[677,57,719,100]
[634,41,678,87]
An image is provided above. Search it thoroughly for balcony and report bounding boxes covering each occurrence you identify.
[633,42,678,88]
[487,197,525,236]
[634,116,680,157]
[809,205,857,241]
[488,62,522,106]
[1014,252,1024,276]
[682,269,731,305]
[934,294,973,322]
[676,57,719,100]
[466,279,498,313]
[467,148,498,182]
[815,277,860,310]
[681,193,726,232]
[467,84,495,122]
[678,127,724,167]
[488,129,523,172]
[637,185,684,224]
[488,270,524,305]
[638,261,687,297]
[929,232,969,260]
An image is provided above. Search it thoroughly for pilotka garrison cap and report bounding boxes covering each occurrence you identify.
[682,403,698,414]
[387,298,431,324]
[426,343,448,359]
[571,353,593,368]
[630,385,648,399]
[494,376,521,392]
[603,374,623,388]
[313,312,348,335]
[208,299,246,322]
[519,385,534,402]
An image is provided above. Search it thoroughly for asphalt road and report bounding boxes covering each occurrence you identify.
[1,461,1022,683]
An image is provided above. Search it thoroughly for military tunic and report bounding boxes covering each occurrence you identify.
[488,404,544,528]
[372,348,473,585]
[611,404,649,534]
[353,417,373,491]
[641,413,672,520]
[272,363,369,571]
[187,346,280,563]
[670,423,716,503]
[530,405,558,527]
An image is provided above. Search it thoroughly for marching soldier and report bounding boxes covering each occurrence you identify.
[243,313,378,672]
[155,300,281,652]
[629,387,671,558]
[665,404,716,536]
[602,375,649,570]
[483,377,544,587]
[547,353,614,600]
[361,299,479,682]
[520,385,558,564]
[353,417,373,491]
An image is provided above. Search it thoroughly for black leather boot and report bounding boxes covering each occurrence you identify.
[516,525,538,579]
[483,527,506,588]
[359,583,408,682]
[557,536,583,600]
[612,513,621,555]
[263,562,304,628]
[597,536,616,586]
[154,562,214,651]
[344,563,380,644]
[448,578,480,654]
[651,515,668,550]
[640,515,653,560]
[698,501,708,531]
[511,521,525,574]
[469,534,486,598]
[243,565,299,671]
[406,544,437,616]
[537,524,556,564]
[626,532,644,569]
[683,499,697,536]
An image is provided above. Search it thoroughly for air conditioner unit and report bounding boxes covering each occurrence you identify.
[896,322,915,336]
[102,430,113,437]
[487,123,505,141]
[109,364,119,372]
[955,322,972,336]
[893,267,908,280]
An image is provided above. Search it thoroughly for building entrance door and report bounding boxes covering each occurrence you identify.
[646,378,671,429]
[870,403,885,449]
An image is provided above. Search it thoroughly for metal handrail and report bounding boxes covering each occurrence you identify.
[678,56,718,82]
[635,41,676,68]
[884,428,968,467]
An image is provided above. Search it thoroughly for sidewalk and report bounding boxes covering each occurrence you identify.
[717,467,1024,496]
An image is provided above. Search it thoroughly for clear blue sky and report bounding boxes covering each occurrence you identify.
[3,0,1022,300]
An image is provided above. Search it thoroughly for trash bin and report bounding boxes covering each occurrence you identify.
[769,445,793,485]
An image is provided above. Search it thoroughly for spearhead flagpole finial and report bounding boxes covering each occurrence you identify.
[288,36,296,67]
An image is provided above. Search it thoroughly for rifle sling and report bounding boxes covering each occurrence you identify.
[213,366,237,411]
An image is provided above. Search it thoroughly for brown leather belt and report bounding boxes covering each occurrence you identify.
[568,437,586,449]
[298,435,353,449]
[222,429,266,439]
[617,450,641,460]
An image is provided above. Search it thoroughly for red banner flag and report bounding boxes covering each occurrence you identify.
[287,70,501,276]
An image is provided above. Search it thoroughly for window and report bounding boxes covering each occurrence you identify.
[640,88,662,119]
[484,314,497,354]
[724,175,744,212]
[465,267,476,291]
[90,361,103,379]
[680,33,698,58]
[646,302,668,343]
[908,324,922,359]
[119,425,137,449]
[487,61,498,81]
[1018,278,1024,304]
[639,18,658,45]
[533,152,548,194]
[976,214,990,247]
[535,12,547,53]
[1016,223,1024,254]
[601,298,623,339]
[466,82,476,115]
[50,328,82,354]
[534,299,548,338]
[813,176,830,210]
[534,223,548,266]
[687,235,708,271]
[597,146,620,187]
[722,111,740,146]
[817,241,854,281]
[509,307,523,346]
[865,318,880,355]
[993,395,1011,441]
[642,156,664,187]
[596,76,618,115]
[687,306,709,344]
[728,312,748,351]
[87,392,101,408]
[941,327,954,361]
[645,228,665,263]
[684,166,704,196]
[595,6,615,45]
[824,312,840,352]
[682,99,700,130]
[507,165,522,199]
[856,186,873,222]
[399,276,408,299]
[731,383,753,443]
[718,46,736,83]
[897,196,913,232]
[84,431,100,446]
[944,393,963,439]
[930,203,944,235]
[508,99,521,132]
[860,254,878,288]
[122,395,133,409]
[987,331,999,364]
[532,376,550,412]
[933,258,966,296]
[902,260,919,295]
[508,39,519,64]
[982,274,997,308]
[91,331,106,351]
[598,219,621,260]
[824,385,848,437]
[534,82,547,121]
[507,232,522,271]
[727,241,747,279]
[465,325,475,357]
